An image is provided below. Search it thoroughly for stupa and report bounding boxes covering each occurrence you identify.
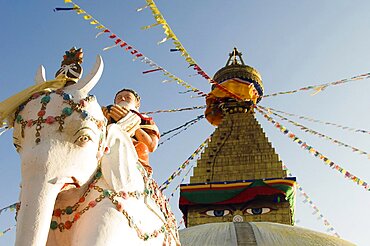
[178,48,354,246]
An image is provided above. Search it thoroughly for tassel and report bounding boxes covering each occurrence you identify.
[157,37,168,45]
[170,48,180,52]
[136,4,149,12]
[53,7,76,12]
[142,68,163,74]
[141,23,160,30]
[102,43,119,51]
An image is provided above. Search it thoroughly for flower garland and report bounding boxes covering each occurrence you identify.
[15,89,105,144]
[50,165,179,243]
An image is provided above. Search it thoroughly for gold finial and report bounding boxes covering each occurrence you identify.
[226,47,245,66]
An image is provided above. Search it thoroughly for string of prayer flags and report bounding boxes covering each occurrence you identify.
[161,115,204,137]
[159,135,211,191]
[255,105,370,191]
[264,72,370,98]
[143,105,206,115]
[143,0,195,62]
[0,203,18,216]
[167,163,195,202]
[264,107,370,135]
[282,165,340,238]
[0,225,16,238]
[158,115,204,147]
[63,1,208,98]
[259,105,369,158]
[141,0,244,101]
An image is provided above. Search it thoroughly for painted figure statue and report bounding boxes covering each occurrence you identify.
[0,48,180,246]
[102,88,160,176]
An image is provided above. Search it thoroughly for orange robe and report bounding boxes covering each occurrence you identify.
[132,118,160,175]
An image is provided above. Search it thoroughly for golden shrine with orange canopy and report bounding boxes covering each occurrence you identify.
[205,48,264,126]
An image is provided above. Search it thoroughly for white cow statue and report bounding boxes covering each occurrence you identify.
[2,51,180,246]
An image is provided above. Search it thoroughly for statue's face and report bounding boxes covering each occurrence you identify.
[114,91,139,110]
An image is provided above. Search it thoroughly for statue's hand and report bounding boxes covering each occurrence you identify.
[109,104,130,122]
[102,106,111,121]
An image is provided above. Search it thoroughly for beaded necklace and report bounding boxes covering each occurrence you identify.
[14,89,106,143]
[50,164,179,244]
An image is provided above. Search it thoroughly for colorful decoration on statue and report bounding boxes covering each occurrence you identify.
[55,47,83,81]
[48,164,178,242]
[256,106,370,191]
[14,90,104,144]
[282,165,340,238]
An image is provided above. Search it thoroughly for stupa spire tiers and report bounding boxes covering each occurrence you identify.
[179,48,296,228]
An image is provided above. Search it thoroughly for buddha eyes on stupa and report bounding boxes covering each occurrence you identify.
[244,207,271,215]
[205,209,232,217]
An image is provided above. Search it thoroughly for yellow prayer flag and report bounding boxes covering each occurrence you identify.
[185,57,194,63]
[95,25,105,29]
[84,15,92,20]
[90,20,99,25]
[64,0,72,2]
[76,9,86,14]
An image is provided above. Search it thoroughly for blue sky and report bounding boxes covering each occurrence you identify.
[0,1,369,245]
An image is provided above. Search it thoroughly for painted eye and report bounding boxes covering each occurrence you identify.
[205,209,232,217]
[245,207,271,215]
[75,135,92,146]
